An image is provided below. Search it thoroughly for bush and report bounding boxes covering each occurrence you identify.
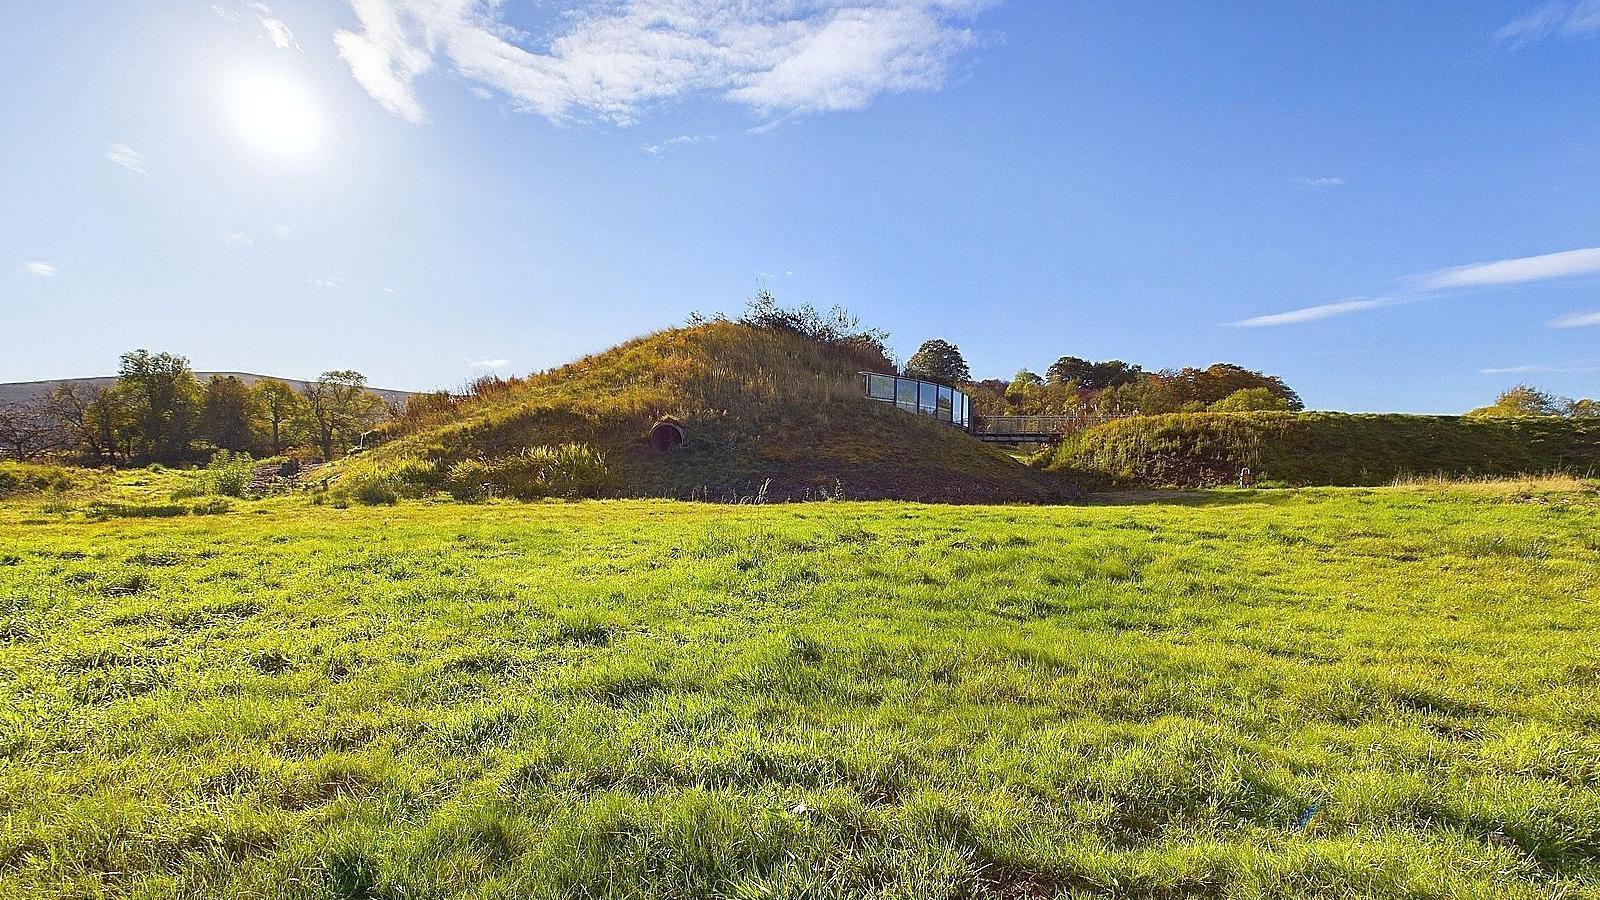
[1051,412,1600,488]
[204,450,255,498]
[446,459,491,501]
[348,474,399,506]
[1210,387,1292,412]
[0,461,82,497]
[390,457,447,494]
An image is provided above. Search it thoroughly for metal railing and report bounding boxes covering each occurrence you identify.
[971,414,1116,442]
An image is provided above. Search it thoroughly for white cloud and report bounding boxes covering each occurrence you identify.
[309,275,343,289]
[1419,246,1600,290]
[21,262,57,277]
[274,225,294,239]
[1230,298,1390,328]
[104,143,149,175]
[1551,310,1600,328]
[1301,176,1346,188]
[1498,0,1600,45]
[1481,361,1600,374]
[642,133,710,154]
[248,3,300,49]
[468,358,510,368]
[221,231,256,248]
[334,0,992,126]
[1236,245,1600,328]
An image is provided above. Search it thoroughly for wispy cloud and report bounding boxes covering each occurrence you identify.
[104,143,149,175]
[1551,310,1600,328]
[21,262,57,278]
[221,231,256,248]
[1498,0,1600,45]
[468,358,509,369]
[274,225,294,239]
[1234,244,1600,327]
[308,275,343,289]
[334,0,993,126]
[642,134,711,155]
[248,2,300,50]
[1300,176,1346,189]
[1418,246,1600,290]
[1231,298,1390,328]
[1481,361,1600,374]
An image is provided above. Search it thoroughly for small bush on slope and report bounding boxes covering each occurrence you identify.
[1050,411,1600,487]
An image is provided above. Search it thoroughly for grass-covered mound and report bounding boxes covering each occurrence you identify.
[1050,411,1600,487]
[357,322,1062,502]
[4,482,1600,898]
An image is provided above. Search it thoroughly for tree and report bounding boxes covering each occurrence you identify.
[201,375,254,452]
[45,383,131,464]
[250,378,304,454]
[1004,369,1043,407]
[1156,363,1302,411]
[904,339,971,384]
[301,370,385,460]
[0,399,65,460]
[1210,387,1293,412]
[117,350,201,462]
[1045,357,1142,390]
[1569,398,1599,418]
[1467,385,1564,418]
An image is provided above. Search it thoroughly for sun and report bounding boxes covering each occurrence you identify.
[223,70,321,158]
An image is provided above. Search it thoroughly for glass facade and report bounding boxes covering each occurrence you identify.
[861,372,972,429]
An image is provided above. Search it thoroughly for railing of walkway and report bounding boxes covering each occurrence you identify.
[861,372,972,429]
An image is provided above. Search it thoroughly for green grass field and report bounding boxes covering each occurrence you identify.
[3,476,1599,898]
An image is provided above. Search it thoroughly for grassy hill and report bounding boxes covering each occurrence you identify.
[359,321,1063,502]
[2,478,1598,898]
[1049,411,1600,488]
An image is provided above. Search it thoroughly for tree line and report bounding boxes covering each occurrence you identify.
[0,350,391,464]
[1468,385,1598,419]
[902,339,1304,417]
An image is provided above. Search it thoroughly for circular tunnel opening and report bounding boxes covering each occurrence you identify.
[648,420,685,452]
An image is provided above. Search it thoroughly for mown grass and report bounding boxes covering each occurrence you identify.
[2,481,1599,898]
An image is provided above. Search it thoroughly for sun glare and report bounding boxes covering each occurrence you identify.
[224,70,321,158]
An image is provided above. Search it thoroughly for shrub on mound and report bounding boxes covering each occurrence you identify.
[1049,411,1600,487]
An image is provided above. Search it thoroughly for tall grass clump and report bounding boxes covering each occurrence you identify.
[203,450,256,497]
[0,461,84,496]
[458,444,615,500]
[330,444,614,503]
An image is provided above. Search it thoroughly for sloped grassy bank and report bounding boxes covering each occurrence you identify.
[1048,411,1600,488]
[346,322,1063,503]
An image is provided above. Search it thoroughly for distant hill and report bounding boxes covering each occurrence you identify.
[362,321,1065,502]
[0,373,413,408]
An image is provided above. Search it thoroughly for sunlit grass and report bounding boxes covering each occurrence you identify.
[2,482,1598,898]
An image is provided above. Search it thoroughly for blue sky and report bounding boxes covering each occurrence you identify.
[3,1,1599,412]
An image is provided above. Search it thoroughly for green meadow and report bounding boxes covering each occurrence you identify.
[3,477,1599,899]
